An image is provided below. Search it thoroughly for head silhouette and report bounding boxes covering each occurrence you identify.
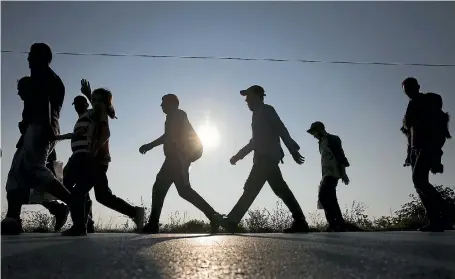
[72,95,89,116]
[92,88,116,119]
[240,85,265,112]
[402,77,420,100]
[161,94,179,114]
[28,43,52,70]
[307,121,327,140]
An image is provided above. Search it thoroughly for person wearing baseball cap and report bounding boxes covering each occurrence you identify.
[307,121,350,232]
[139,93,223,234]
[55,79,98,234]
[222,85,309,234]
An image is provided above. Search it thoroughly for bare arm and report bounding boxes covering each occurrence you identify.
[266,106,300,154]
[55,133,73,141]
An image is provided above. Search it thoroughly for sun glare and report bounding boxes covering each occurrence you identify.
[196,121,221,151]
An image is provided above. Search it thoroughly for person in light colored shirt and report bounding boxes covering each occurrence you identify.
[307,121,350,232]
[61,87,145,236]
[139,94,223,234]
[224,85,309,233]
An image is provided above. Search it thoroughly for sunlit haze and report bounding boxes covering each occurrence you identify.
[196,119,221,151]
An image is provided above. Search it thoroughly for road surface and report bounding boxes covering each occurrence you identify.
[2,232,455,279]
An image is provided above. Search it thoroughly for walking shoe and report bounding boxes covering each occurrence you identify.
[325,225,347,232]
[220,216,238,234]
[87,220,96,233]
[53,204,70,232]
[141,222,159,234]
[419,223,445,232]
[444,223,454,231]
[209,213,224,234]
[283,217,310,233]
[1,217,23,235]
[133,207,145,231]
[61,226,87,236]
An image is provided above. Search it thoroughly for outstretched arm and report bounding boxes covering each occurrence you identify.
[230,139,253,165]
[149,134,165,148]
[266,106,300,153]
[235,139,254,160]
[55,133,73,141]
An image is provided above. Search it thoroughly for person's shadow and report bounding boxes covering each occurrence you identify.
[1,233,211,279]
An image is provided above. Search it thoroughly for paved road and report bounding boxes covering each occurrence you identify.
[2,232,455,279]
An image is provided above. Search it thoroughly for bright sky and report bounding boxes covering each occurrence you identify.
[1,2,454,225]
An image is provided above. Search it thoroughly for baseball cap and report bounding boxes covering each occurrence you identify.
[240,85,266,97]
[307,121,325,134]
[72,95,88,105]
[162,94,179,105]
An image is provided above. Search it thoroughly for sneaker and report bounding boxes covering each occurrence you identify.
[61,226,87,236]
[141,222,159,234]
[332,225,348,232]
[419,223,445,232]
[209,213,224,234]
[1,217,23,235]
[283,217,310,233]
[220,216,237,234]
[133,207,145,231]
[53,205,70,232]
[444,223,454,231]
[87,221,95,233]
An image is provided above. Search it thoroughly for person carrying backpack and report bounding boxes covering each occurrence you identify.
[139,94,223,234]
[401,77,453,232]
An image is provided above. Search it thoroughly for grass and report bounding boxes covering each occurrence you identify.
[0,198,436,233]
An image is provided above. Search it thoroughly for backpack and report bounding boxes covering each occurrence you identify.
[425,93,452,140]
[185,121,203,162]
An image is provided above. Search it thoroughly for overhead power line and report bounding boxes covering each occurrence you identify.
[2,50,455,67]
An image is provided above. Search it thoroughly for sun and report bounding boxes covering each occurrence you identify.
[196,121,220,151]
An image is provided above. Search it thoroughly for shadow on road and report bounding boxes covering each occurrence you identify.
[1,233,214,279]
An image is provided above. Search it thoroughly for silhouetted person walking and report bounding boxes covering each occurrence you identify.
[401,77,453,232]
[1,43,72,235]
[139,94,223,234]
[2,76,69,233]
[307,121,350,232]
[55,80,97,233]
[62,87,144,236]
[223,85,309,233]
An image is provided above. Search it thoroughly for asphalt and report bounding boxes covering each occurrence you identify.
[2,232,455,279]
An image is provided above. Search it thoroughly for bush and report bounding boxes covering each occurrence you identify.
[2,185,454,233]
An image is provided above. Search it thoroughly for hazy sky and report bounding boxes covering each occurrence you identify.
[1,1,454,226]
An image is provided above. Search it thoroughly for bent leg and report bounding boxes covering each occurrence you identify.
[147,160,174,228]
[227,162,267,225]
[411,149,445,227]
[267,163,305,220]
[173,159,217,220]
[93,164,136,218]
